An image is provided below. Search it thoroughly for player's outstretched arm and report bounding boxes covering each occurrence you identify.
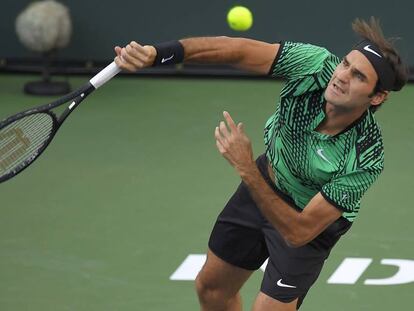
[180,37,279,74]
[114,37,279,75]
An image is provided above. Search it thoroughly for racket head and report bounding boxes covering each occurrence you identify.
[0,83,95,183]
[0,110,58,183]
[0,62,119,184]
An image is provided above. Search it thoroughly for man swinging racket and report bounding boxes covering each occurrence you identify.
[114,17,407,310]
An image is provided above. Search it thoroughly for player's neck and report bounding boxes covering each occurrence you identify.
[317,101,367,136]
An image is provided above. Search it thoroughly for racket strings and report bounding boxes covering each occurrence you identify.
[0,113,54,176]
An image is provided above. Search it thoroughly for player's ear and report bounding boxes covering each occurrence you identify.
[370,90,389,106]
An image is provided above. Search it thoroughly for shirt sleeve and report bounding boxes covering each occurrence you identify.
[322,112,385,222]
[321,162,384,222]
[269,41,334,81]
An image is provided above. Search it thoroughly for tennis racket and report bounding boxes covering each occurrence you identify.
[0,61,121,183]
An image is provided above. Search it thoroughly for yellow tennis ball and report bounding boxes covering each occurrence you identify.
[227,6,253,31]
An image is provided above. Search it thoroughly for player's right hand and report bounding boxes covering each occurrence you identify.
[114,41,156,72]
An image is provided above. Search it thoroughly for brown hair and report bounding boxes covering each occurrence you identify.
[352,17,408,112]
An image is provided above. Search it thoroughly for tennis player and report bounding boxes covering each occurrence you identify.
[114,17,407,310]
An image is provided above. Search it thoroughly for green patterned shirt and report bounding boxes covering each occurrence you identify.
[264,41,384,222]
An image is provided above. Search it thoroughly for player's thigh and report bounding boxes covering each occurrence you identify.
[252,292,298,311]
[196,249,254,295]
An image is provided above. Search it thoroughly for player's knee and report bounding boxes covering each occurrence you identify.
[195,272,228,305]
[195,273,214,302]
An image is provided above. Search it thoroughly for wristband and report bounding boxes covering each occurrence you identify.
[152,40,184,66]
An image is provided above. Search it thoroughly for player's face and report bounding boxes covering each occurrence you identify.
[325,50,379,111]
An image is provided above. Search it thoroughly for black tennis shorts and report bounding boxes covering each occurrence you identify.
[208,154,352,309]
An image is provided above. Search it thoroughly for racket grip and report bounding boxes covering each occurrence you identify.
[89,61,121,89]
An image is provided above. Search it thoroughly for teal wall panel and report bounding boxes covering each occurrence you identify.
[1,1,412,66]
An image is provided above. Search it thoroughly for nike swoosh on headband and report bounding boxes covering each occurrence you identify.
[363,45,382,58]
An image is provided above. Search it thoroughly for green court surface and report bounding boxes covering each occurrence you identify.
[0,74,413,310]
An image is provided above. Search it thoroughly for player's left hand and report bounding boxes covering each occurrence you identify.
[215,111,256,176]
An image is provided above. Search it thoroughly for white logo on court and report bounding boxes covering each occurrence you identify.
[277,279,297,288]
[161,54,175,63]
[316,148,333,165]
[363,45,382,58]
[170,255,414,285]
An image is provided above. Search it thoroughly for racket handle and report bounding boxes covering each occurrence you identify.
[89,61,121,89]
